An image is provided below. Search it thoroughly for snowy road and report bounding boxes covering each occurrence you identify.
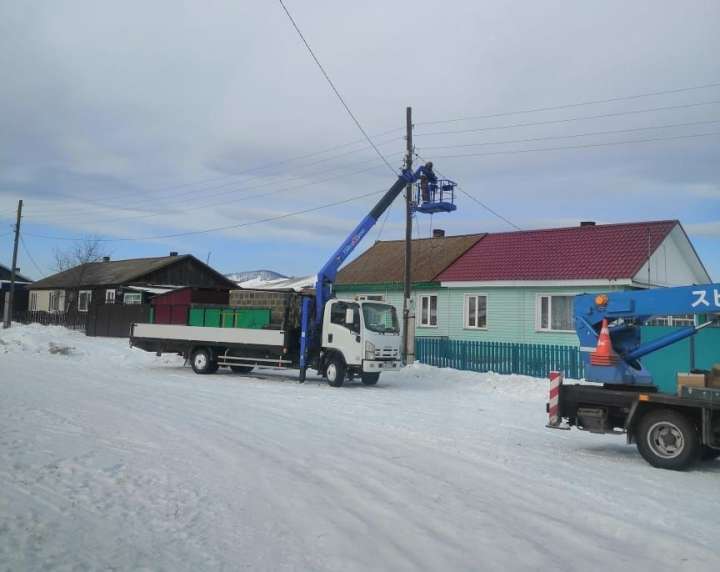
[1,325,718,571]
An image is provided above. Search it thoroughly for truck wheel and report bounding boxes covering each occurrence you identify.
[230,365,254,374]
[701,446,720,461]
[636,409,700,470]
[191,348,214,374]
[361,372,380,386]
[325,356,345,387]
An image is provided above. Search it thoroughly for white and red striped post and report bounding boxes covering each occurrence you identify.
[547,371,563,427]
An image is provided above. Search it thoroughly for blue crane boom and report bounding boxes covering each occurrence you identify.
[574,283,720,387]
[297,163,450,380]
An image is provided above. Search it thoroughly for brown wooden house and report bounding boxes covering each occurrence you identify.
[27,253,236,336]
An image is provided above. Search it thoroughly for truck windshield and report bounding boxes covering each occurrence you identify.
[362,303,400,334]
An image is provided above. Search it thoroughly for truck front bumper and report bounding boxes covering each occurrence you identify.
[362,360,401,373]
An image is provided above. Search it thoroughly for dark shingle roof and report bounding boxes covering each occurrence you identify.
[437,220,679,282]
[336,234,484,285]
[30,255,214,289]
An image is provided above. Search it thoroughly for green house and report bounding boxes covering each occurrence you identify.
[336,220,711,349]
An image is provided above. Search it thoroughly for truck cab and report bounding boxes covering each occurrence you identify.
[320,299,401,386]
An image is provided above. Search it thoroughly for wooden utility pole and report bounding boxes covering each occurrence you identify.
[402,107,415,364]
[3,199,22,329]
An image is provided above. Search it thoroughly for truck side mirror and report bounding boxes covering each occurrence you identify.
[345,308,355,325]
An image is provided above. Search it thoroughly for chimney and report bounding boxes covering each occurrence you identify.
[580,221,596,227]
[169,251,178,257]
[432,229,446,238]
[102,256,110,262]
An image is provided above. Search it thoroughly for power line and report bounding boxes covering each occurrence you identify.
[417,81,720,126]
[32,151,403,227]
[417,118,720,150]
[19,235,45,278]
[414,151,522,231]
[278,0,397,175]
[24,188,388,243]
[458,188,522,231]
[428,131,720,160]
[415,100,720,137]
[22,132,405,221]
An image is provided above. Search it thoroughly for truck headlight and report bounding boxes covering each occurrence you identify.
[365,341,376,360]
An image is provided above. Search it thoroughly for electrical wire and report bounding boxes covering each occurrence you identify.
[278,0,397,176]
[415,151,522,231]
[417,118,720,150]
[427,131,720,160]
[19,235,45,278]
[417,81,720,126]
[415,100,720,137]
[23,188,389,242]
[22,132,405,221]
[34,150,404,227]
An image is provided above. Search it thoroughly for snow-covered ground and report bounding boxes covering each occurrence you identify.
[1,325,718,571]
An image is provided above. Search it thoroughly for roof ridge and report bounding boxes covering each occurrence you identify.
[483,219,678,238]
[375,232,485,244]
[85,254,188,265]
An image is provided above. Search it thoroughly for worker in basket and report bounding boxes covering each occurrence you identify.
[420,161,438,203]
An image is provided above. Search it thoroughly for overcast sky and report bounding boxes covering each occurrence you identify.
[1,0,719,280]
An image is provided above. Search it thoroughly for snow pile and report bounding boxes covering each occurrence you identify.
[225,269,288,283]
[0,323,84,357]
[236,274,315,291]
[1,324,718,571]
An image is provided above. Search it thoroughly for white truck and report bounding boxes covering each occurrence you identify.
[130,162,452,386]
[131,293,401,386]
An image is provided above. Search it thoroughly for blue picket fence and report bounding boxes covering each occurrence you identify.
[415,337,585,379]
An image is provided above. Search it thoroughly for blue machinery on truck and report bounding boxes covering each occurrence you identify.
[574,283,720,387]
[548,283,720,469]
[297,164,457,382]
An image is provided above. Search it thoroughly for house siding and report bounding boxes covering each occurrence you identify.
[338,283,631,346]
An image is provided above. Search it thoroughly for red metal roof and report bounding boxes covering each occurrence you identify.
[436,220,679,282]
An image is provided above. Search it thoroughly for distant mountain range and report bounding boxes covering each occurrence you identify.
[225,269,288,283]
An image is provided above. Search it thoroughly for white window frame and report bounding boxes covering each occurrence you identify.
[536,294,576,333]
[418,294,439,328]
[29,291,38,311]
[78,290,92,312]
[105,289,116,304]
[48,290,63,313]
[123,292,142,305]
[464,293,488,330]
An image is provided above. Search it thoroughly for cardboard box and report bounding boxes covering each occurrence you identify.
[677,373,707,395]
[708,364,720,389]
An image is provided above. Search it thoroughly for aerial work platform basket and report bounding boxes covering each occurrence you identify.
[413,179,458,214]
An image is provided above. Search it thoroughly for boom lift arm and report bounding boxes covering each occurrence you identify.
[575,283,720,385]
[297,163,443,380]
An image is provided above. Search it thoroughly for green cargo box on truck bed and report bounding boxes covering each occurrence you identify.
[189,307,271,329]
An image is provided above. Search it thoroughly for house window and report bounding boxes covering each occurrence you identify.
[538,295,574,332]
[123,292,142,305]
[105,289,116,304]
[646,314,695,327]
[78,290,92,312]
[419,294,438,327]
[29,292,38,311]
[464,294,487,329]
[49,290,63,312]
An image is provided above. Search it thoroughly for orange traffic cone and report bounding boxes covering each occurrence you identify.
[590,319,617,366]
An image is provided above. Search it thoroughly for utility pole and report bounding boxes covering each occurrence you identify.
[3,199,22,329]
[402,107,415,364]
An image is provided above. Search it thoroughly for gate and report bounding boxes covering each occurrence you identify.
[86,304,152,337]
